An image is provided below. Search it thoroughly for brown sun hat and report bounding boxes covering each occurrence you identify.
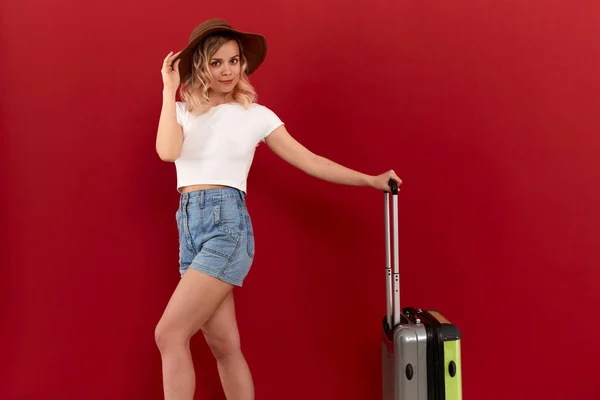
[173,19,267,82]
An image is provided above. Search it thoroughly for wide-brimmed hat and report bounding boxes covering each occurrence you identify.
[174,19,267,82]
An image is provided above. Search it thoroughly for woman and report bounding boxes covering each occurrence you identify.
[155,18,402,400]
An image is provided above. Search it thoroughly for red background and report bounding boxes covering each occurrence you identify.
[3,0,599,399]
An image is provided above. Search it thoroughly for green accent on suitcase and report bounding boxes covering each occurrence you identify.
[444,338,462,400]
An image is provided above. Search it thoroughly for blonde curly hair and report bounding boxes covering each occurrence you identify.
[179,32,257,115]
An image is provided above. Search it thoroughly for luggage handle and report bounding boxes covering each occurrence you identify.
[384,179,400,329]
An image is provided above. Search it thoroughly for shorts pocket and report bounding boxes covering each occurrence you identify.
[245,211,255,258]
[202,232,241,265]
[213,199,243,240]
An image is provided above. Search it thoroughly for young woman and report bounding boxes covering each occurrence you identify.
[154,18,402,400]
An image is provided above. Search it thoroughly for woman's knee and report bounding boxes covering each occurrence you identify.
[203,329,241,360]
[155,321,190,352]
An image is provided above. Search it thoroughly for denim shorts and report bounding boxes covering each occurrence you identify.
[175,187,255,286]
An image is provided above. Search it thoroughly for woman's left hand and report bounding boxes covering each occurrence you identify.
[369,170,403,192]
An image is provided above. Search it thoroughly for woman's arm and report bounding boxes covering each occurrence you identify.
[265,125,402,191]
[156,51,183,162]
[155,90,183,162]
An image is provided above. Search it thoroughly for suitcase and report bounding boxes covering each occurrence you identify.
[403,308,462,400]
[381,180,463,400]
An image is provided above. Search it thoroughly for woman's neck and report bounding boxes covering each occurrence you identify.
[209,90,229,106]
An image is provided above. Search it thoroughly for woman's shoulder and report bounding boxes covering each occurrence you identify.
[246,102,279,116]
[247,103,283,127]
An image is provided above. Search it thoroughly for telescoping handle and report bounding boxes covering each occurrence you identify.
[384,179,400,329]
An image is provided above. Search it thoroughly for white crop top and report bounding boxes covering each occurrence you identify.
[174,101,284,193]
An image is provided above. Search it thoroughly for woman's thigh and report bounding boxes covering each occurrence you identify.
[156,268,234,343]
[201,291,241,357]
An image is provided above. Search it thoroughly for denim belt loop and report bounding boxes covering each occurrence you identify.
[180,193,187,210]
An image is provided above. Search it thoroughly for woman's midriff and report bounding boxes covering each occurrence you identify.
[180,184,229,193]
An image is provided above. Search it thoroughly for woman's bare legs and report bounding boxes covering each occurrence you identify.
[202,291,254,399]
[155,269,233,400]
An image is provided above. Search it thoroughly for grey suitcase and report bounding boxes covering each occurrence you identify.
[381,180,428,400]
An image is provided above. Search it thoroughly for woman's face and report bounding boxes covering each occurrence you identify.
[208,40,241,94]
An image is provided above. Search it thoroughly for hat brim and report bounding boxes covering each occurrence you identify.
[174,26,267,83]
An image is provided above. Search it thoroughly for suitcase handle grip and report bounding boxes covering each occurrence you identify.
[387,178,399,195]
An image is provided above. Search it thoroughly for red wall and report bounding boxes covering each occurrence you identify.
[3,0,599,399]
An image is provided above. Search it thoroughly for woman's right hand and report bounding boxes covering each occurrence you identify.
[161,51,182,93]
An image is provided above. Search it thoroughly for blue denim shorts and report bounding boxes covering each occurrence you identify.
[175,187,255,286]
